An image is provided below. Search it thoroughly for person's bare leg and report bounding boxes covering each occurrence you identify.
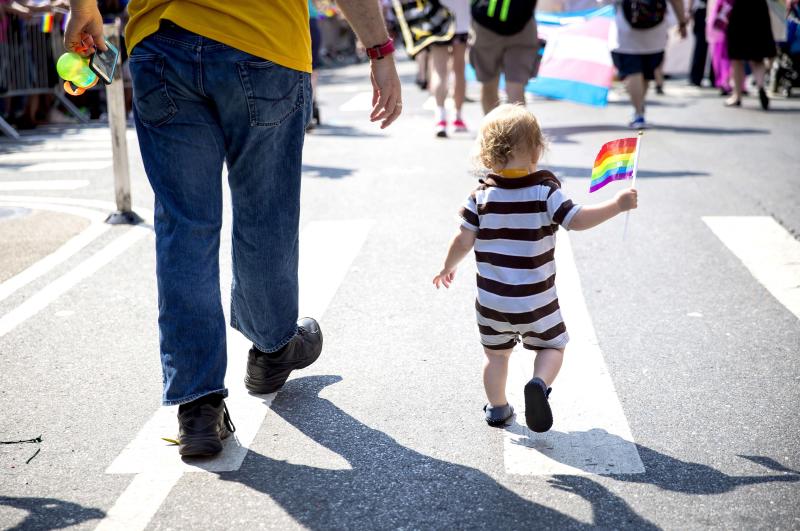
[483,347,513,407]
[624,73,646,116]
[506,81,526,106]
[430,45,449,108]
[654,64,665,93]
[481,76,500,114]
[533,348,564,387]
[452,40,467,117]
[728,59,745,105]
[749,60,766,88]
[430,45,449,134]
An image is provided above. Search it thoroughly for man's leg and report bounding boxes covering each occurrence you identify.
[481,76,501,114]
[129,33,228,407]
[624,73,647,116]
[505,81,526,106]
[204,43,322,394]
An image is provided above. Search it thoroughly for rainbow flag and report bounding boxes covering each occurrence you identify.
[41,13,53,33]
[589,137,639,192]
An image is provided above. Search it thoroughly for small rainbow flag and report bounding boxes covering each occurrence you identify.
[41,13,54,33]
[589,136,639,192]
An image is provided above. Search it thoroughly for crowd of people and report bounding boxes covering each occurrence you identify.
[406,0,796,132]
[0,0,382,133]
[2,0,797,135]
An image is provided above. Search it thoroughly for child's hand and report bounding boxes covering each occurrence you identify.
[433,268,457,289]
[615,188,638,212]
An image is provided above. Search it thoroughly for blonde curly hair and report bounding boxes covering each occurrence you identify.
[476,104,545,171]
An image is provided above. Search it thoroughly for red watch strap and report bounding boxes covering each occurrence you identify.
[366,39,395,60]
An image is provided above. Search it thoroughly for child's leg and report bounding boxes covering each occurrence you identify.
[483,346,513,407]
[533,348,564,387]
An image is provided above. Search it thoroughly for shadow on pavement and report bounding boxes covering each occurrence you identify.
[218,375,657,529]
[543,431,799,495]
[0,496,105,531]
[302,164,356,179]
[544,124,769,144]
[548,165,709,180]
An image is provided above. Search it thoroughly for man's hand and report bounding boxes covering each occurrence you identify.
[370,56,402,129]
[615,188,638,212]
[64,1,106,55]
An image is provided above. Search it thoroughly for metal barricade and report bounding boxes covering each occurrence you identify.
[0,12,87,139]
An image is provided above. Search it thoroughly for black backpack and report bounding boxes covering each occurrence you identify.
[471,0,537,36]
[621,0,667,29]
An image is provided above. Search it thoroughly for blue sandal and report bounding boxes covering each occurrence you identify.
[524,377,553,432]
[484,403,514,427]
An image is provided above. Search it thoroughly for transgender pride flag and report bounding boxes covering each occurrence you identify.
[528,6,615,107]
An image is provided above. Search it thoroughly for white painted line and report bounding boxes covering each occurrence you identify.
[503,232,644,475]
[21,161,111,172]
[704,216,800,319]
[298,220,373,318]
[0,202,109,302]
[0,195,154,225]
[0,180,90,191]
[95,468,183,531]
[105,329,274,475]
[339,92,374,112]
[99,220,372,530]
[0,226,150,338]
[318,82,373,95]
[0,150,111,163]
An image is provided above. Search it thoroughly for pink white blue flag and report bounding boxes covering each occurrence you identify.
[528,6,615,107]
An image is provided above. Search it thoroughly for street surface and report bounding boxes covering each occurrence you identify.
[1,57,799,530]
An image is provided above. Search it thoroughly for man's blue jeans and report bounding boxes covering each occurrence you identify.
[129,23,311,405]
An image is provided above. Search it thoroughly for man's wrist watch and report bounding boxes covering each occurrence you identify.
[366,39,395,60]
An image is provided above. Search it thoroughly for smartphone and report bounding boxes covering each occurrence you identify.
[89,38,120,84]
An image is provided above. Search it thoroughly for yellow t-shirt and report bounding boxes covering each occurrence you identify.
[125,0,311,73]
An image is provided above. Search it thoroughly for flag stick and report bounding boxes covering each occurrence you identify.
[623,130,643,240]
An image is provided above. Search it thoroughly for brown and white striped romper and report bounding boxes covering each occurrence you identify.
[458,170,581,351]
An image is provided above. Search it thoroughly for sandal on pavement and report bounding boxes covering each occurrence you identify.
[524,377,553,433]
[484,403,514,427]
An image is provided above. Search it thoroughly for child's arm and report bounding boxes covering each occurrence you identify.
[569,188,638,231]
[433,226,477,289]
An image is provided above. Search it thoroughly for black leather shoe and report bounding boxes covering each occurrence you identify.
[177,394,235,457]
[245,317,323,394]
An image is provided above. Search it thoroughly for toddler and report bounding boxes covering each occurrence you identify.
[433,104,638,432]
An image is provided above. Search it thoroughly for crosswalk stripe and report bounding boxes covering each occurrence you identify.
[0,226,150,338]
[703,216,800,320]
[0,150,111,163]
[21,161,111,172]
[503,232,644,475]
[0,180,90,191]
[0,202,109,302]
[339,92,374,112]
[98,219,373,530]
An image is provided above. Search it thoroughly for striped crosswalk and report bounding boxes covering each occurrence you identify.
[0,127,127,174]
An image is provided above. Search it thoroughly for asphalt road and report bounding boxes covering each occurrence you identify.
[1,57,799,530]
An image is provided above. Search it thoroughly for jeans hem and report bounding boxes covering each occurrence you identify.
[163,387,229,407]
[231,322,299,354]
